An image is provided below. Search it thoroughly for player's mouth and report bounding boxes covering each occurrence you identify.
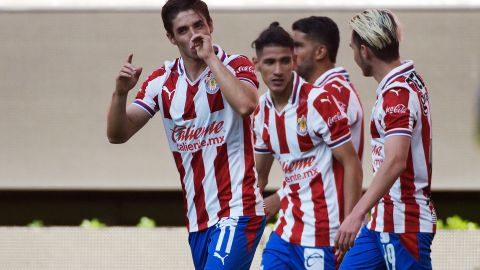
[271,77,284,87]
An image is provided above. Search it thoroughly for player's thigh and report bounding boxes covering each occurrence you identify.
[378,232,434,270]
[205,216,266,270]
[292,245,336,270]
[188,227,215,270]
[261,232,292,270]
[339,226,386,270]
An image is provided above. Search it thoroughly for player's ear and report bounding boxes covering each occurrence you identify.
[252,56,260,71]
[167,32,177,46]
[360,44,369,60]
[292,53,297,69]
[315,44,328,61]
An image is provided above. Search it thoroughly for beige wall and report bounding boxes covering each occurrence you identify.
[0,10,479,190]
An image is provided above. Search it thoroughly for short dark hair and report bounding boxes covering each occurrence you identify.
[292,16,340,63]
[161,0,212,36]
[350,10,400,62]
[252,22,294,55]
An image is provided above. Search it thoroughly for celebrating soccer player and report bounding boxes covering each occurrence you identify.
[252,22,363,270]
[262,17,365,244]
[336,9,436,270]
[106,0,265,269]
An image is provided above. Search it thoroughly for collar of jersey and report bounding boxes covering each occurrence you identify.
[266,71,303,114]
[376,60,415,97]
[177,44,227,85]
[313,66,348,88]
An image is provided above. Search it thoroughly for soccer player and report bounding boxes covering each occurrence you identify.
[263,17,365,233]
[336,9,436,269]
[106,0,265,269]
[252,22,363,270]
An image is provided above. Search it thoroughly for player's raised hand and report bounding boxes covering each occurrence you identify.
[115,53,143,95]
[190,33,214,61]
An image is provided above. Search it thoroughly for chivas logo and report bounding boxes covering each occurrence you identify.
[297,115,308,135]
[205,73,220,94]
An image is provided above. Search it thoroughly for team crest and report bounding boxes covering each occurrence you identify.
[205,73,220,94]
[297,115,308,135]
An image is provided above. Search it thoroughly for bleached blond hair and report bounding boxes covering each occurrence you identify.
[350,9,402,50]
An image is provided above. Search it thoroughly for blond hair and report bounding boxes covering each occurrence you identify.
[350,9,402,50]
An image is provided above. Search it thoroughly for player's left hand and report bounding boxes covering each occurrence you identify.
[190,33,214,61]
[334,212,363,254]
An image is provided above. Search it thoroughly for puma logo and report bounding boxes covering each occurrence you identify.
[390,89,401,96]
[214,252,228,265]
[162,86,175,100]
[320,98,331,104]
[332,83,343,93]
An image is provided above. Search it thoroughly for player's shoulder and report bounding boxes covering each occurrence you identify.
[226,54,255,69]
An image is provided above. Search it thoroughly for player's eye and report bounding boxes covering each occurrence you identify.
[263,59,274,65]
[177,27,188,35]
[280,57,292,64]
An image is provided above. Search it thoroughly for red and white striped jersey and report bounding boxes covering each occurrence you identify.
[253,72,352,247]
[367,61,436,233]
[133,45,265,232]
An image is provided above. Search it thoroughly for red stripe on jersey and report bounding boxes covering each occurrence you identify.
[401,149,420,232]
[242,117,257,216]
[296,85,314,152]
[371,119,381,139]
[252,106,261,146]
[275,113,290,154]
[183,82,199,120]
[370,204,378,230]
[275,191,290,237]
[399,233,420,261]
[289,183,304,245]
[310,174,330,246]
[358,118,365,159]
[262,104,273,152]
[173,152,189,229]
[383,193,395,232]
[191,150,208,231]
[332,159,345,222]
[161,70,179,119]
[245,216,264,253]
[214,144,232,218]
[383,88,410,132]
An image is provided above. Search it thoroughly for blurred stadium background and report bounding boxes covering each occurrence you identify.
[0,0,479,269]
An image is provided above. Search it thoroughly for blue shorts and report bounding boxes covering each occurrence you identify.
[340,226,434,270]
[261,232,337,270]
[188,216,266,270]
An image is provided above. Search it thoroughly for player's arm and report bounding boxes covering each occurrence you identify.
[255,153,274,193]
[255,153,281,221]
[107,54,150,144]
[334,135,410,252]
[190,34,258,116]
[331,141,363,219]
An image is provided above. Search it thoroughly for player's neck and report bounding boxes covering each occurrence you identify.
[372,58,402,84]
[270,76,294,112]
[183,57,208,82]
[308,62,335,84]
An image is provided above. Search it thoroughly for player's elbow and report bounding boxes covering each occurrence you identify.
[237,101,258,116]
[107,131,129,144]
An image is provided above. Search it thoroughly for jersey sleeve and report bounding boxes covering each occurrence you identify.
[310,92,352,149]
[253,103,272,154]
[133,67,167,117]
[382,87,416,138]
[228,55,260,89]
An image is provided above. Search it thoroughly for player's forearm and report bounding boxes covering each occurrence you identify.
[264,193,281,221]
[349,158,406,219]
[342,157,363,219]
[205,55,258,116]
[107,92,132,143]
